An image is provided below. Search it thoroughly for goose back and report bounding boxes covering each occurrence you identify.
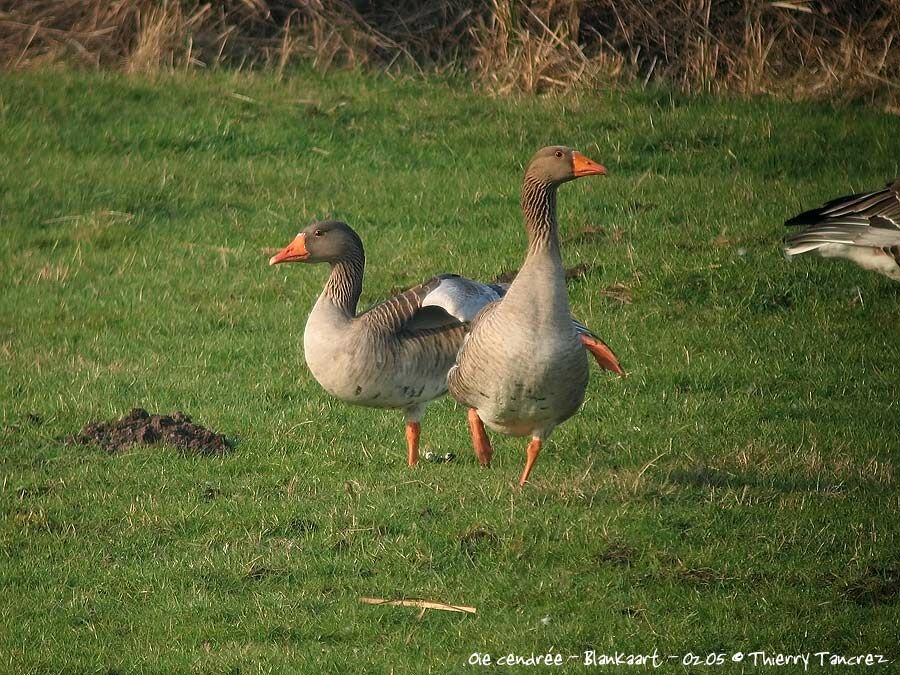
[305,274,496,410]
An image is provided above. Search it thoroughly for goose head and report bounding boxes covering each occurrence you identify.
[525,146,607,186]
[269,220,364,265]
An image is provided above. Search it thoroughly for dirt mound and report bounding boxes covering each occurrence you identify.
[68,408,232,455]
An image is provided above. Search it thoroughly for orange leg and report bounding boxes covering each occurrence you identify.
[519,438,542,487]
[405,421,421,467]
[467,408,493,466]
[580,334,625,376]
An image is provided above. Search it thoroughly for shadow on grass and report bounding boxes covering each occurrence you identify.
[841,566,900,606]
[667,464,864,495]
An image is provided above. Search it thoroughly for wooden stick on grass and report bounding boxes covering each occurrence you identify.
[359,597,476,614]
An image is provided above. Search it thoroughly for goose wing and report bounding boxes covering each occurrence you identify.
[361,274,505,334]
[785,180,900,252]
[364,274,625,374]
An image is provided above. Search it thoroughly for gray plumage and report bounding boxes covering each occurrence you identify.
[270,220,505,466]
[271,221,498,415]
[271,214,618,472]
[784,180,900,281]
[448,146,610,486]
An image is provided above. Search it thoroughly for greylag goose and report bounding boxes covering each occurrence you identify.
[270,220,501,467]
[784,180,900,281]
[269,220,622,469]
[448,146,615,486]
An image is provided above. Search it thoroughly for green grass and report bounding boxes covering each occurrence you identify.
[1,68,899,673]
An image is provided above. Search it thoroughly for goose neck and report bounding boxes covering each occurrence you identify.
[521,175,560,255]
[323,252,365,316]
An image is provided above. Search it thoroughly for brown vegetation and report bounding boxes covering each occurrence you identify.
[1,1,898,100]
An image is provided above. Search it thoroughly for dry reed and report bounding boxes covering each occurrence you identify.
[0,0,897,100]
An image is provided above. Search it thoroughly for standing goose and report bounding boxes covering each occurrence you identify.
[269,220,622,468]
[448,146,614,486]
[270,220,501,467]
[784,180,900,281]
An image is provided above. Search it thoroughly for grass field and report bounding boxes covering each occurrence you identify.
[1,69,899,673]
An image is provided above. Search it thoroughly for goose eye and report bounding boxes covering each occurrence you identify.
[314,229,323,237]
[555,150,563,158]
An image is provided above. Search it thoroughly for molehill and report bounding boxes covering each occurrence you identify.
[68,408,232,455]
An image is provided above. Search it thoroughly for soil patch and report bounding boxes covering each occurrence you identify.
[600,282,634,305]
[68,407,232,455]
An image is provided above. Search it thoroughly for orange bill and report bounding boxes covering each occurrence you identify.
[572,151,607,177]
[269,233,309,265]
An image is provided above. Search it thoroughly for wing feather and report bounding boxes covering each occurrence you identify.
[784,180,900,264]
[420,276,505,323]
[785,180,900,229]
[361,273,625,355]
[361,274,504,335]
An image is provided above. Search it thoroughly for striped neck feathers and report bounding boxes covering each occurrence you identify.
[324,249,365,316]
[521,174,560,254]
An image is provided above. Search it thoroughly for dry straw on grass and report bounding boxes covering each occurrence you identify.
[1,0,898,100]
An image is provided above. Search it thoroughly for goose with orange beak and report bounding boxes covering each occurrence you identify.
[449,146,620,486]
[269,210,622,469]
[270,220,501,467]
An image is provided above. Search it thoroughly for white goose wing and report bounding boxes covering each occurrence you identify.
[375,275,503,333]
[419,275,506,323]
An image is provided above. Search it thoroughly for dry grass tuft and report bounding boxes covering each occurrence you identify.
[1,1,898,100]
[469,0,603,94]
